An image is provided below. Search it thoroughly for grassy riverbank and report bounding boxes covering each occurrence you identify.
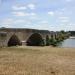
[0,46,75,75]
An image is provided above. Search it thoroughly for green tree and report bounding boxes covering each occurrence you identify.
[46,35,50,46]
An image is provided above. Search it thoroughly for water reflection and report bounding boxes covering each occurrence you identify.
[58,37,75,48]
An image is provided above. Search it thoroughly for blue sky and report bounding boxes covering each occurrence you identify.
[0,0,75,31]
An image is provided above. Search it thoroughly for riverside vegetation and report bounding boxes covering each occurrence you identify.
[46,31,70,47]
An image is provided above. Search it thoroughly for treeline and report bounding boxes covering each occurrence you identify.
[69,31,75,36]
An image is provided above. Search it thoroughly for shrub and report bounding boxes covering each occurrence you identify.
[50,38,58,47]
[46,35,50,46]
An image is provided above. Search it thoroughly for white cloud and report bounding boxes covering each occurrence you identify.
[48,11,54,16]
[12,11,36,17]
[30,13,36,16]
[59,16,69,19]
[40,21,48,24]
[29,16,39,20]
[1,18,32,27]
[12,12,29,16]
[59,16,69,23]
[12,5,27,10]
[12,3,35,11]
[14,20,25,24]
[28,4,35,10]
[1,18,13,27]
[35,20,49,30]
[1,18,24,25]
[60,19,69,23]
[2,18,13,24]
[14,19,31,25]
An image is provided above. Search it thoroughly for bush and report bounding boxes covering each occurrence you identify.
[50,38,58,47]
[40,39,45,46]
[46,35,50,46]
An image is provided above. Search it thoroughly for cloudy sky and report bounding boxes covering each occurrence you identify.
[0,0,75,31]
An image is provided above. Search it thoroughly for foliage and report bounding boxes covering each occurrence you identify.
[40,39,45,46]
[45,30,70,47]
[49,38,58,47]
[46,35,50,46]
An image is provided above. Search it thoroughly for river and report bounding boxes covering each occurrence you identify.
[58,37,75,48]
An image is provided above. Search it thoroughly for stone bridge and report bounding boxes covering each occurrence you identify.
[0,28,56,47]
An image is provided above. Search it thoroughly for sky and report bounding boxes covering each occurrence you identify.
[0,0,75,31]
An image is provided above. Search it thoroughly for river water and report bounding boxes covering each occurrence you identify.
[58,37,75,48]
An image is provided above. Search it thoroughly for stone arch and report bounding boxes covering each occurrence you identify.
[8,34,22,46]
[26,33,44,46]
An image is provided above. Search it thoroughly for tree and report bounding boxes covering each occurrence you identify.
[46,35,50,46]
